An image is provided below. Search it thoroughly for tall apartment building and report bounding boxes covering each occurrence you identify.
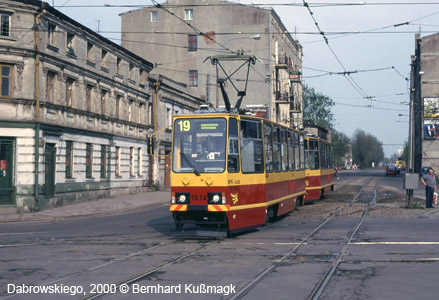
[120,0,303,128]
[411,33,439,173]
[0,0,204,213]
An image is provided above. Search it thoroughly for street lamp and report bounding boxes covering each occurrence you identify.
[398,114,409,117]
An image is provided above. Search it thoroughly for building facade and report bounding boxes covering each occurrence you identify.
[0,0,158,212]
[411,33,439,173]
[120,0,303,128]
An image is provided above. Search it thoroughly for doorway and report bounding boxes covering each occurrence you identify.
[0,138,14,205]
[45,143,56,198]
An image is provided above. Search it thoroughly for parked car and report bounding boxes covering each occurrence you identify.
[419,166,431,178]
[385,165,397,176]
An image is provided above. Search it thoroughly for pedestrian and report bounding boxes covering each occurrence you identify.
[421,168,437,208]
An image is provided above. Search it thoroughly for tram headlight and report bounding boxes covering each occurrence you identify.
[208,193,225,204]
[175,193,190,204]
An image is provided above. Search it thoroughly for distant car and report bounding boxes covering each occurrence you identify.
[386,165,397,177]
[419,166,431,178]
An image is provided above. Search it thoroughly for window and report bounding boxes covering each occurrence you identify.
[308,140,320,170]
[117,57,122,75]
[273,127,281,172]
[86,84,93,112]
[139,69,146,86]
[116,94,122,119]
[281,129,288,171]
[0,12,11,37]
[240,119,263,173]
[130,147,135,176]
[65,141,73,178]
[189,70,198,87]
[101,49,108,67]
[148,103,153,125]
[48,23,56,46]
[1,65,12,97]
[167,107,172,127]
[228,118,239,173]
[129,64,135,81]
[139,103,144,124]
[138,148,143,176]
[184,9,193,20]
[299,135,305,170]
[264,122,273,173]
[87,42,94,61]
[100,145,107,179]
[172,118,227,174]
[66,77,74,107]
[294,132,300,171]
[115,146,121,176]
[66,33,75,55]
[288,131,295,171]
[86,143,93,178]
[47,71,56,103]
[101,89,107,115]
[188,35,197,51]
[151,11,157,22]
[128,99,133,122]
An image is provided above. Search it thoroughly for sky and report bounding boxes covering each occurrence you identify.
[51,0,439,157]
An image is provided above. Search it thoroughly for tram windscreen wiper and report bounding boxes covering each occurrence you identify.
[180,151,201,176]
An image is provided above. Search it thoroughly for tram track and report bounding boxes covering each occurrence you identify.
[83,240,215,300]
[228,176,380,300]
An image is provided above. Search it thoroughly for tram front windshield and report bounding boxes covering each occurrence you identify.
[173,118,227,174]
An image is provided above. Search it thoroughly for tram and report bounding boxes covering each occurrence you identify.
[170,113,306,235]
[304,135,335,203]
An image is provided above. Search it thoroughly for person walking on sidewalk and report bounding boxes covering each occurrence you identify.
[421,168,437,208]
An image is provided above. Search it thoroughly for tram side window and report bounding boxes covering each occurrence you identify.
[273,127,282,172]
[281,129,288,171]
[304,138,309,169]
[294,132,300,170]
[240,119,263,173]
[330,145,334,168]
[264,122,273,173]
[288,131,295,171]
[300,135,305,170]
[228,118,239,173]
[309,140,320,170]
[320,141,326,170]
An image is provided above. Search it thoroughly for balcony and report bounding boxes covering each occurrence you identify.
[289,70,301,83]
[275,56,289,69]
[275,91,290,104]
[290,102,301,112]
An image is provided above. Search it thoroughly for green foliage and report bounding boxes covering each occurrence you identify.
[401,140,409,162]
[401,201,424,209]
[332,130,351,166]
[303,85,335,128]
[352,128,384,168]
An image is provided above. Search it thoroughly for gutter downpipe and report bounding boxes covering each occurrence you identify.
[34,10,43,207]
[149,79,161,185]
[268,10,272,121]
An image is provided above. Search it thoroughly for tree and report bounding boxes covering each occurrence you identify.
[401,140,409,162]
[303,85,335,128]
[351,129,384,168]
[332,130,351,167]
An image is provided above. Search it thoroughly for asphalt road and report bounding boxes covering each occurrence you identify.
[1,170,438,300]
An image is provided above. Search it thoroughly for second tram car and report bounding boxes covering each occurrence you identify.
[170,113,306,235]
[304,136,335,203]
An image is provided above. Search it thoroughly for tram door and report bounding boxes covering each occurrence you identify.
[0,139,14,205]
[45,143,56,198]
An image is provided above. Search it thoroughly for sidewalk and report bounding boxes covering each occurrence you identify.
[0,191,170,223]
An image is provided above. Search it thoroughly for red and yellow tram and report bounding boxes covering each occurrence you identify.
[304,136,335,203]
[170,113,306,235]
